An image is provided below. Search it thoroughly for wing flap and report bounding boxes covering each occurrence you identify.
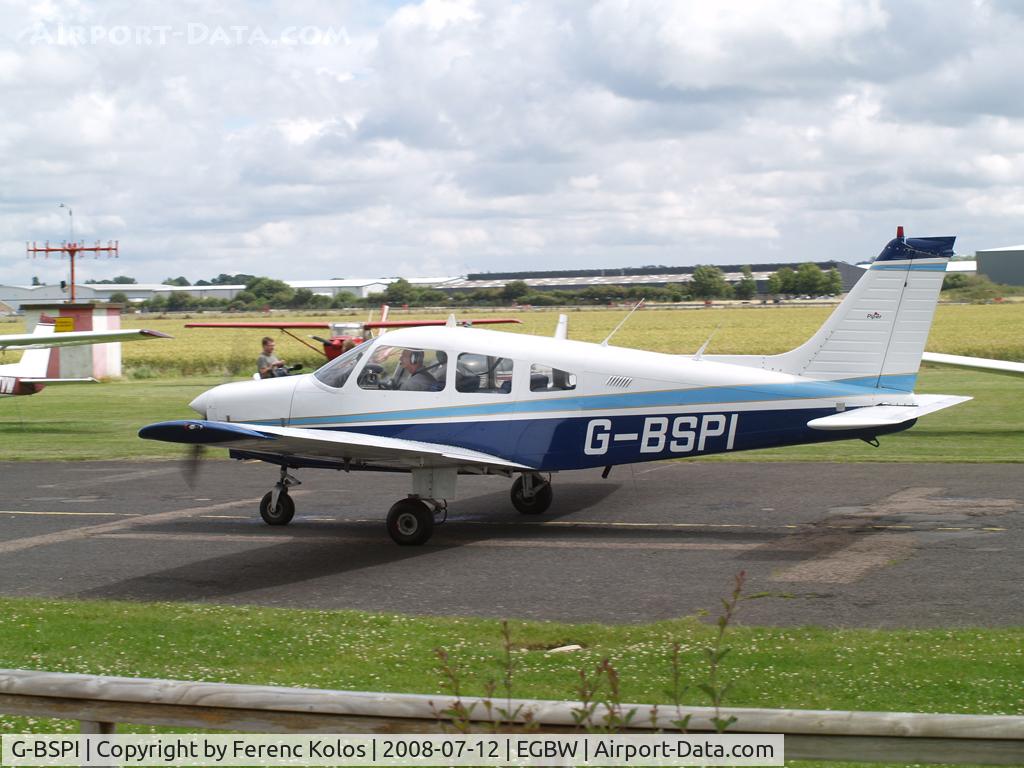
[139,420,533,470]
[807,394,972,431]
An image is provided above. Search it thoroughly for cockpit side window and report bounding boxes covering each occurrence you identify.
[456,353,513,394]
[530,363,577,392]
[357,345,447,392]
[313,340,371,389]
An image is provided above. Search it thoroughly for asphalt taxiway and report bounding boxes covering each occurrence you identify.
[1,460,1020,626]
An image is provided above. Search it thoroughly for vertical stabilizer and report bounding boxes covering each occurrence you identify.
[0,322,55,378]
[706,230,953,391]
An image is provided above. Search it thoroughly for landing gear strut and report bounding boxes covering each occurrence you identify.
[260,467,300,526]
[511,472,553,514]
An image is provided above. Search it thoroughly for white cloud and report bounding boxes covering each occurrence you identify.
[2,0,1023,287]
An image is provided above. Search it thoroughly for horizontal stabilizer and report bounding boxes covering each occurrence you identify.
[20,378,98,385]
[922,352,1024,376]
[807,394,971,431]
[0,328,170,351]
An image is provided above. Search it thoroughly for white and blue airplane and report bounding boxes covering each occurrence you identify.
[141,230,970,545]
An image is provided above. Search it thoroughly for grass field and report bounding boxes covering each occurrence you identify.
[1,597,1021,733]
[0,366,1019,462]
[4,303,1024,376]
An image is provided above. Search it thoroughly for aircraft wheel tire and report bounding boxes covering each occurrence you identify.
[387,499,434,545]
[260,491,295,526]
[511,475,553,515]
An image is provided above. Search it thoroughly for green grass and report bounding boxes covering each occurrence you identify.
[0,367,1020,462]
[0,377,207,461]
[1,597,1021,736]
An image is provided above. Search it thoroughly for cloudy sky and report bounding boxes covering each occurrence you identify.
[2,0,1023,286]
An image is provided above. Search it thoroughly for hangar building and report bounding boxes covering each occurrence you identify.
[444,261,865,295]
[976,245,1024,285]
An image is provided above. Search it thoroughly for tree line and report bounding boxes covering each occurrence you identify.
[95,264,845,312]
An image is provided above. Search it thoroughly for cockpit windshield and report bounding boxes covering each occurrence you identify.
[313,339,372,389]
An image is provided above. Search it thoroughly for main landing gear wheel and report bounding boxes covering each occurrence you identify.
[386,498,434,545]
[260,491,295,526]
[511,473,553,515]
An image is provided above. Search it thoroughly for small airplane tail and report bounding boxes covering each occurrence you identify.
[0,322,55,378]
[707,228,953,391]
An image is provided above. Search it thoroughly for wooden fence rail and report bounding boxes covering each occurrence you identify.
[1,669,1022,764]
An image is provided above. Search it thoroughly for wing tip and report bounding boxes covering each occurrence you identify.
[139,420,274,444]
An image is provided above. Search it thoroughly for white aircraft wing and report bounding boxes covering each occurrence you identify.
[19,378,98,385]
[922,352,1024,376]
[139,420,535,471]
[0,328,169,351]
[807,394,972,431]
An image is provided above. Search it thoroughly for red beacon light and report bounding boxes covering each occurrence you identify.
[896,225,905,239]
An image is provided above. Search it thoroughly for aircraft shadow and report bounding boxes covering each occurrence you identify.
[71,482,780,604]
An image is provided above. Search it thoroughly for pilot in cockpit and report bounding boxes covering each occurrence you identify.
[393,349,438,391]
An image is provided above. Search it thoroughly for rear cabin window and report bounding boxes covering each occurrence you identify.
[455,353,513,394]
[357,345,447,392]
[313,340,370,389]
[530,363,577,392]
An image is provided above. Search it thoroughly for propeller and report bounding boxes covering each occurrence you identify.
[181,443,208,488]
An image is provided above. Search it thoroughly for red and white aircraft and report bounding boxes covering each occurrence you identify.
[185,305,521,360]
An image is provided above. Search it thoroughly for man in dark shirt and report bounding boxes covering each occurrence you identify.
[257,337,287,378]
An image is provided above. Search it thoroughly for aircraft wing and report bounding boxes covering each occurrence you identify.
[184,322,332,329]
[0,329,169,351]
[922,352,1024,376]
[139,420,535,471]
[807,394,972,431]
[364,318,522,329]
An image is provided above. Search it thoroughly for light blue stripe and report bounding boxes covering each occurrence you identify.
[263,374,916,427]
[870,263,947,271]
[844,373,918,391]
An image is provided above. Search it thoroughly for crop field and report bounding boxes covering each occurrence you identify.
[5,302,1024,376]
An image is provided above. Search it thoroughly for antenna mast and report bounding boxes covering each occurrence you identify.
[27,205,119,302]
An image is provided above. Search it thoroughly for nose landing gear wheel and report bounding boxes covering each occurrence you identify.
[260,491,295,526]
[386,498,434,545]
[511,474,553,514]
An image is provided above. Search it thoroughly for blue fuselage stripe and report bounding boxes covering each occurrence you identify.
[261,373,917,428]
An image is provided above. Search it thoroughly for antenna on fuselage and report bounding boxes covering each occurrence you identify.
[601,299,645,347]
[693,324,722,360]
